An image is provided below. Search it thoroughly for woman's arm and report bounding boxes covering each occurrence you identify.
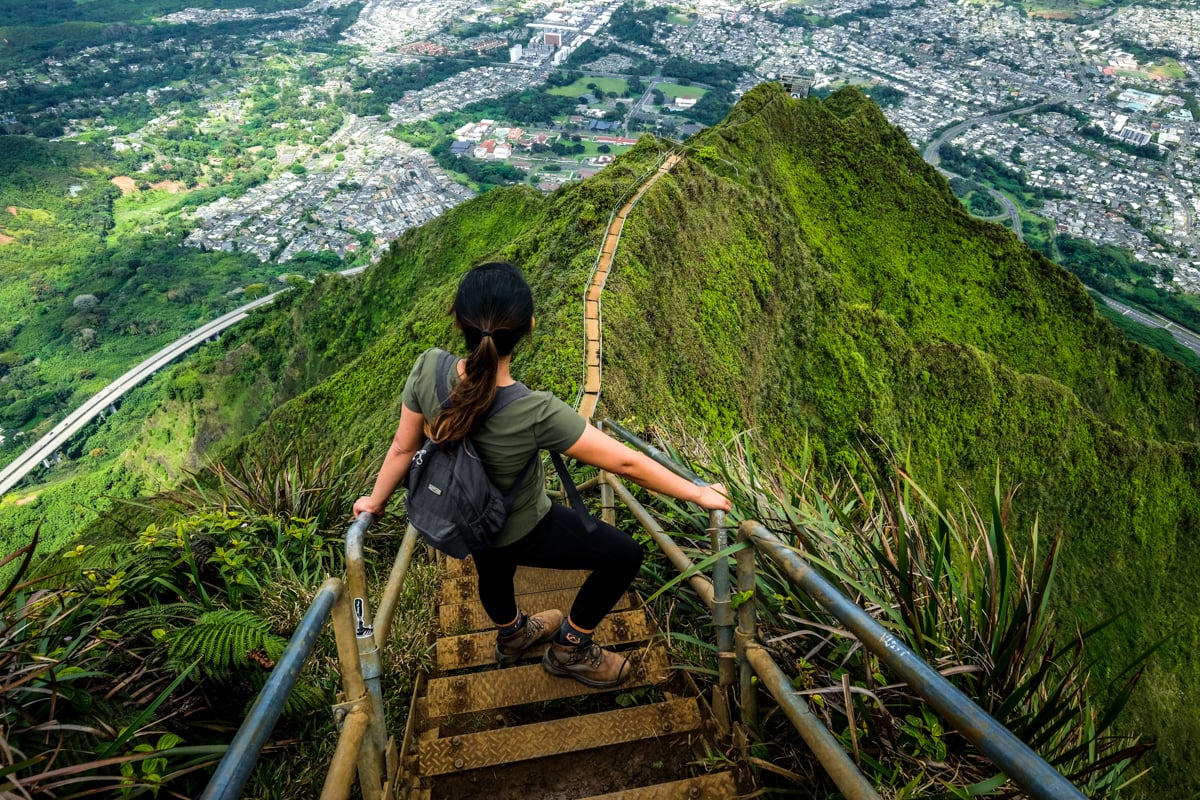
[562,424,731,511]
[353,403,427,517]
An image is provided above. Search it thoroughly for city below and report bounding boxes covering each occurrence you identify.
[3,0,1198,296]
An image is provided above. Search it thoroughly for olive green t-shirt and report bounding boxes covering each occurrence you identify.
[401,347,587,547]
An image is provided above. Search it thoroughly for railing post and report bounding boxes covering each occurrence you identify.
[344,514,386,800]
[599,470,616,525]
[374,524,422,650]
[734,524,758,730]
[710,509,735,690]
[327,586,372,800]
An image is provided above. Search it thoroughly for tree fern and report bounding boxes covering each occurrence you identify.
[168,609,286,681]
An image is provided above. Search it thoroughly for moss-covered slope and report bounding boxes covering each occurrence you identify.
[597,84,1200,794]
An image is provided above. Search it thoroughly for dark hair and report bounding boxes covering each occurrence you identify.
[429,261,534,443]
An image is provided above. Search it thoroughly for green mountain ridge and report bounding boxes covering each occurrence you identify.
[26,83,1200,794]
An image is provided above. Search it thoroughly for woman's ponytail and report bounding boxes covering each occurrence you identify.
[428,263,534,443]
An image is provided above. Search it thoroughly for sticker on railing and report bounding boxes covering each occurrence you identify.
[354,597,374,638]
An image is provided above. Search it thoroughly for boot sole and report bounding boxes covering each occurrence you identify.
[541,651,632,689]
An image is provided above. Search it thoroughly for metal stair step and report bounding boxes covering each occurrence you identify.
[436,610,657,671]
[424,647,670,718]
[439,569,591,603]
[419,697,702,776]
[440,589,637,633]
[580,771,741,799]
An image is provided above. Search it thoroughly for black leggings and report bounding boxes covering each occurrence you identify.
[473,504,644,631]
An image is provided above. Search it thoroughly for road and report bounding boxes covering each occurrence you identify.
[921,101,1060,242]
[0,293,280,497]
[1098,295,1200,359]
[922,96,1062,167]
[939,168,1024,242]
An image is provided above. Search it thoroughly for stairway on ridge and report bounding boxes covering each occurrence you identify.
[395,556,745,799]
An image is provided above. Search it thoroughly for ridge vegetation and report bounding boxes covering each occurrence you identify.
[6,84,1200,796]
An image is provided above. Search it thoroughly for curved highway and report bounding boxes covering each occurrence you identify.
[0,293,281,497]
[0,265,373,498]
[1099,294,1200,359]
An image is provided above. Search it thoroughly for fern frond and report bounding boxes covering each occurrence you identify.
[167,609,286,681]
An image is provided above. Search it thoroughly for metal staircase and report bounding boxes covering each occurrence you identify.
[394,556,742,799]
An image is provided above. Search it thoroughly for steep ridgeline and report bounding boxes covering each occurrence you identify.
[596,84,1200,795]
[183,85,1194,792]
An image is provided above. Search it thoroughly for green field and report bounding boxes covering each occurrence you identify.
[108,186,193,242]
[655,82,708,101]
[547,76,629,97]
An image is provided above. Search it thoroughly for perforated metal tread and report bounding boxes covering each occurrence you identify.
[419,697,702,776]
[440,569,592,603]
[424,647,671,718]
[580,771,742,799]
[436,610,657,672]
[440,589,637,633]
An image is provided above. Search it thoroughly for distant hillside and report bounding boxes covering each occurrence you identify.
[44,84,1200,795]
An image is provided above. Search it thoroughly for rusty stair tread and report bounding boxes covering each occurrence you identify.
[436,610,658,671]
[440,589,637,633]
[424,647,670,718]
[419,697,702,776]
[579,771,741,800]
[440,569,591,603]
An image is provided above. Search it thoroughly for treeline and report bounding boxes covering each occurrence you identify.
[1117,38,1182,64]
[768,1,908,29]
[429,139,524,188]
[1,3,360,128]
[458,88,575,127]
[864,84,906,108]
[0,0,308,26]
[937,143,1066,205]
[607,4,669,53]
[1078,123,1165,161]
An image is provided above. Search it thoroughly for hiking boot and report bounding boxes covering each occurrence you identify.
[542,640,632,688]
[495,609,564,666]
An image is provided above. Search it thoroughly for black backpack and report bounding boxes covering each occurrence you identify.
[404,351,594,558]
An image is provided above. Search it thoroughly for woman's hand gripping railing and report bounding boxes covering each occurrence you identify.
[738,520,1089,800]
[599,420,734,688]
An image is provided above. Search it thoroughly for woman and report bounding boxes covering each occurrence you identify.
[353,261,730,689]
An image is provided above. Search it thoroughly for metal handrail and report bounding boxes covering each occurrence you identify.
[599,420,1087,799]
[738,521,1088,800]
[200,514,422,800]
[200,577,361,800]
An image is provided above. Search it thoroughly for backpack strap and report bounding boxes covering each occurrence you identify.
[549,451,599,534]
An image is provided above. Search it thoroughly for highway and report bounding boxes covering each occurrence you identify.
[1098,295,1200,359]
[0,293,280,497]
